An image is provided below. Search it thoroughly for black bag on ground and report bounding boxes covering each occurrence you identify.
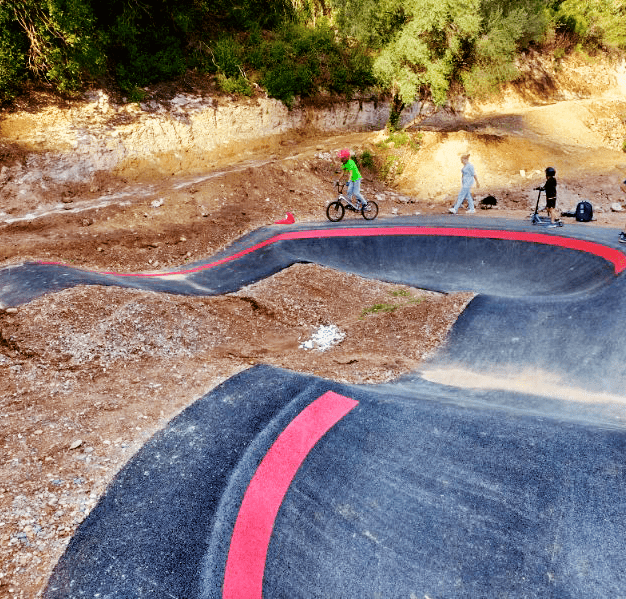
[479,195,497,209]
[575,201,593,222]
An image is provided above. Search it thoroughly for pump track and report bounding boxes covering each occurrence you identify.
[2,215,626,599]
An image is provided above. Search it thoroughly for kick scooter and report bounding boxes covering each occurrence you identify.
[531,187,563,227]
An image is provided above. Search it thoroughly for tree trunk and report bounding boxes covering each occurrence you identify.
[389,93,405,130]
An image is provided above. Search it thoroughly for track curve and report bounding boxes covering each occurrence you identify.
[4,216,624,598]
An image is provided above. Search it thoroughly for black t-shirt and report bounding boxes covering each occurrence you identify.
[544,177,557,199]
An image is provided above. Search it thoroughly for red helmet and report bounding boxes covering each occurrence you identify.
[338,148,351,160]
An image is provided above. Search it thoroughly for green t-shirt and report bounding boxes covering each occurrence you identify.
[342,159,362,181]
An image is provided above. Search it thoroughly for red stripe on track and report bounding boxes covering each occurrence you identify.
[37,226,626,275]
[222,391,358,599]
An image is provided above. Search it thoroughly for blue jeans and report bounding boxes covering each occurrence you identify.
[453,185,474,211]
[347,179,366,207]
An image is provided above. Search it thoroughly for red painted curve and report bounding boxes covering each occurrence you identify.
[37,226,626,276]
[222,391,359,599]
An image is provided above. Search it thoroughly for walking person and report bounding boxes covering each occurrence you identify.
[449,153,480,214]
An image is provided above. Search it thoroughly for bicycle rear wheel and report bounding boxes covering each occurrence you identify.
[361,200,378,220]
[326,201,345,222]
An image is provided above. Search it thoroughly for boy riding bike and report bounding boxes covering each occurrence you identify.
[338,149,367,210]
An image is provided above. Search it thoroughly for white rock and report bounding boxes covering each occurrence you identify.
[299,325,345,352]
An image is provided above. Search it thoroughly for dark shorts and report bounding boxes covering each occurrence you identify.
[546,196,556,209]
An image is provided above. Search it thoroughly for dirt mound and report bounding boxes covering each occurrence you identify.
[0,263,472,597]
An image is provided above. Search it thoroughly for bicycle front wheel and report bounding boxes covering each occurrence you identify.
[361,200,378,220]
[326,201,345,222]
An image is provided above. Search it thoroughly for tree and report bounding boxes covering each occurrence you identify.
[90,0,298,94]
[0,0,104,99]
[331,0,408,48]
[371,0,481,118]
[0,4,27,101]
[332,0,551,123]
[462,0,546,99]
[551,0,626,49]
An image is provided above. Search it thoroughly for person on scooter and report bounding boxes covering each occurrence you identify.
[338,149,367,210]
[618,179,626,243]
[537,166,561,227]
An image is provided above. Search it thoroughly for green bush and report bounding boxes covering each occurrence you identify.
[0,0,105,100]
[379,154,399,179]
[261,63,316,107]
[115,40,187,92]
[0,21,26,102]
[0,0,304,102]
[255,23,375,106]
[378,130,422,151]
[462,62,520,100]
[550,0,626,49]
[217,74,253,96]
[360,150,375,169]
[125,87,147,104]
[211,35,244,78]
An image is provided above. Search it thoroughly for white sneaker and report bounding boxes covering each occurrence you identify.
[448,207,457,214]
[467,209,476,214]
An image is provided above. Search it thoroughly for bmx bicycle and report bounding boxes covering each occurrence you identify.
[531,187,563,227]
[326,181,379,222]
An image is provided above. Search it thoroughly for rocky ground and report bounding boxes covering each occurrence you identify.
[2,55,626,597]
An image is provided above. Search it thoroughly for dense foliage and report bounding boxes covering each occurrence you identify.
[208,23,376,107]
[334,0,547,114]
[0,0,624,114]
[550,0,626,49]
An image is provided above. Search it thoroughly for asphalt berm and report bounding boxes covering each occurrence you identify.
[3,218,624,598]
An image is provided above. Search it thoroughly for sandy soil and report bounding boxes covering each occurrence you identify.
[2,69,626,597]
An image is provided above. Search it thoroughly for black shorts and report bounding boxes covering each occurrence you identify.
[546,196,556,209]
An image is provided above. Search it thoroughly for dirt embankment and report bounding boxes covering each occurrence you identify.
[1,53,626,599]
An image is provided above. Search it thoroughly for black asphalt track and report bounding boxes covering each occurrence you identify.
[4,216,624,598]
